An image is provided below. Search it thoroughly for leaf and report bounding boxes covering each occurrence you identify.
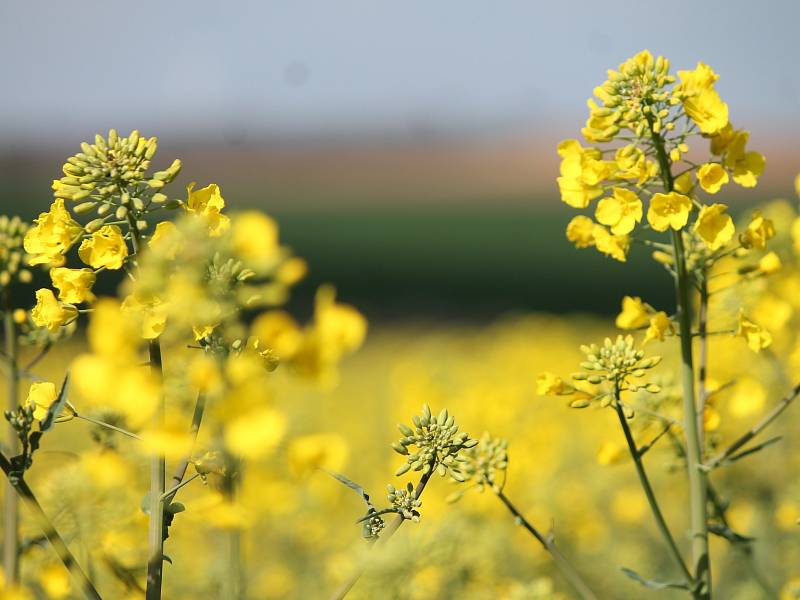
[620,567,690,590]
[322,469,372,507]
[40,373,70,433]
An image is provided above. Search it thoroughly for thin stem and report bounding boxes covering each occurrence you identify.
[160,473,199,502]
[128,212,167,600]
[73,413,142,440]
[145,339,166,600]
[328,471,433,600]
[495,490,597,600]
[0,450,101,599]
[22,341,52,373]
[697,276,709,449]
[706,382,800,470]
[2,304,20,584]
[614,402,694,587]
[706,484,776,598]
[651,121,711,599]
[164,392,206,504]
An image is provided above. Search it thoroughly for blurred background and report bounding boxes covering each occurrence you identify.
[1,0,799,320]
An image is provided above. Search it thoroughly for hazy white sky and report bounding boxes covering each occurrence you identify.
[1,0,798,144]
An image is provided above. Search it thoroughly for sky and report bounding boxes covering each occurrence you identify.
[1,0,799,145]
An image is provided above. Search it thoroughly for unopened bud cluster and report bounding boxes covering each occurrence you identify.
[461,432,509,492]
[0,215,33,288]
[573,335,662,392]
[361,510,386,540]
[54,129,180,223]
[585,52,675,142]
[387,482,422,522]
[392,404,478,480]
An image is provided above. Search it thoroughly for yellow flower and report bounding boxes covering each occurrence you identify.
[148,221,181,260]
[696,163,729,194]
[39,564,70,599]
[644,311,674,344]
[251,310,303,359]
[185,183,231,237]
[592,225,630,262]
[721,129,765,187]
[614,146,656,185]
[50,267,96,304]
[287,433,349,477]
[23,199,83,267]
[758,251,782,275]
[693,203,734,251]
[556,140,614,208]
[595,188,643,235]
[675,62,728,135]
[121,293,167,339]
[231,211,280,263]
[565,216,595,248]
[224,407,287,459]
[596,441,624,465]
[736,310,772,353]
[615,296,650,329]
[581,98,620,143]
[740,211,775,249]
[31,288,77,332]
[536,372,574,395]
[25,381,58,421]
[647,192,692,232]
[673,171,693,195]
[78,225,128,269]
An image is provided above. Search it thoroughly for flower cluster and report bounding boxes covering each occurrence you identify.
[0,215,33,289]
[459,432,509,493]
[387,482,422,522]
[392,404,478,479]
[558,50,765,264]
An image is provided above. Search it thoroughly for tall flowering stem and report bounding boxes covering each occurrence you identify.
[128,217,167,600]
[650,124,711,598]
[2,299,20,584]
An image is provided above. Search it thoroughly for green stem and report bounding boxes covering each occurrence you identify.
[145,339,165,600]
[706,382,800,470]
[2,303,19,584]
[127,211,167,600]
[73,413,142,440]
[495,490,597,600]
[650,122,711,599]
[328,471,432,600]
[706,484,776,598]
[697,276,709,448]
[614,402,693,587]
[160,473,199,502]
[0,450,101,599]
[164,392,206,504]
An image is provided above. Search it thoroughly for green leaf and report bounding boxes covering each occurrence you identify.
[708,523,755,544]
[620,567,690,590]
[322,469,373,508]
[40,373,70,433]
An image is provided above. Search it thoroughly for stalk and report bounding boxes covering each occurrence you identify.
[2,302,19,584]
[127,216,167,600]
[145,339,165,600]
[650,123,711,599]
[614,401,693,587]
[0,450,101,599]
[328,471,432,600]
[495,490,597,600]
[697,276,709,448]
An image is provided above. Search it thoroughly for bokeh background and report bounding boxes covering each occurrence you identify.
[3,3,800,599]
[2,0,799,319]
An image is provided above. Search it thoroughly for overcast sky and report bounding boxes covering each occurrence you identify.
[1,1,798,145]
